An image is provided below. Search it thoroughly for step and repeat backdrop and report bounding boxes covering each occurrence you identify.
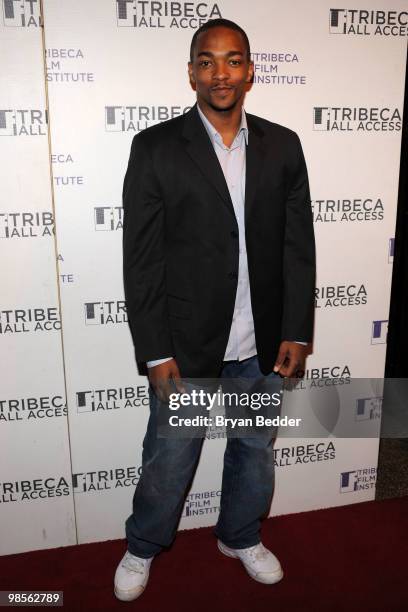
[1,0,407,555]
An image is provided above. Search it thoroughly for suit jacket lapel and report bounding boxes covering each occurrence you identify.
[181,105,266,220]
[182,104,235,216]
[245,114,266,224]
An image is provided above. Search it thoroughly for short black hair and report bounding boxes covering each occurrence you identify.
[189,18,251,63]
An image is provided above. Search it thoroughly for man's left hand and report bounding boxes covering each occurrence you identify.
[273,341,307,377]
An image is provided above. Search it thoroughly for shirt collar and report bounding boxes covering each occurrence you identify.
[197,103,249,147]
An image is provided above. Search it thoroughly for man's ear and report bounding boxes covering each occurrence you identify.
[247,60,254,83]
[188,62,196,90]
[188,61,195,84]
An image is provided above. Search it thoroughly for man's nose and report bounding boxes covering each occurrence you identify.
[213,61,229,80]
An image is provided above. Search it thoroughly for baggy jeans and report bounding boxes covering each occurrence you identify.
[125,355,280,558]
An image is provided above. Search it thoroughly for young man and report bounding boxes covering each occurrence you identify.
[115,18,315,601]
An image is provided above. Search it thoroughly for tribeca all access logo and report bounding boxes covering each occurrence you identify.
[2,0,41,27]
[115,0,221,29]
[84,301,127,325]
[340,467,377,493]
[329,9,408,36]
[94,206,123,231]
[0,212,54,238]
[315,284,367,309]
[0,307,60,334]
[0,109,47,136]
[312,198,384,223]
[296,364,351,381]
[105,105,190,133]
[313,107,401,132]
[72,466,142,493]
[0,394,66,423]
[76,386,148,412]
[355,397,382,422]
[274,442,336,467]
[0,476,70,503]
[388,238,394,263]
[371,320,388,345]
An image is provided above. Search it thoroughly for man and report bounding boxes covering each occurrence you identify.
[115,18,315,601]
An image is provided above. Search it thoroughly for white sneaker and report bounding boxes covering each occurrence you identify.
[114,550,153,601]
[218,540,283,585]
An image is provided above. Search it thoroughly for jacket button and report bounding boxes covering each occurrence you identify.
[228,272,238,280]
[230,230,238,239]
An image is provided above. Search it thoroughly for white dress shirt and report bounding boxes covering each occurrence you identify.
[146,105,305,368]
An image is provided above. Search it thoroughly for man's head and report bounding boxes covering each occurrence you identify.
[188,19,253,113]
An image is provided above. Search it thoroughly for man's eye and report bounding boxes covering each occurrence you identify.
[229,60,242,66]
[199,60,211,67]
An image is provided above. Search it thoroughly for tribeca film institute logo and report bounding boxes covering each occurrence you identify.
[45,48,94,84]
[251,52,306,86]
[52,153,84,188]
[182,490,221,517]
[2,0,41,27]
[115,0,221,29]
[313,107,401,132]
[329,9,408,36]
[340,467,377,493]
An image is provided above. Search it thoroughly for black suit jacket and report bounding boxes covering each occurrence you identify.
[122,103,315,378]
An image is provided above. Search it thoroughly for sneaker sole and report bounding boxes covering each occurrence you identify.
[114,585,145,602]
[217,540,284,585]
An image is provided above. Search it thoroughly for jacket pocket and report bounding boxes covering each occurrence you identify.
[167,294,192,319]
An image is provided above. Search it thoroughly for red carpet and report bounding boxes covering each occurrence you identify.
[1,497,407,611]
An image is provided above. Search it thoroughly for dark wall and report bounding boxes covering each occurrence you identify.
[385,55,408,377]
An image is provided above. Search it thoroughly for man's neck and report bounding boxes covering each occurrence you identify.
[197,98,243,148]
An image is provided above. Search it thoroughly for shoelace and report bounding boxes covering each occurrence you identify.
[246,544,269,563]
[122,553,146,574]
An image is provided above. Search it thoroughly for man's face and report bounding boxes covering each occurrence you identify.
[188,26,253,112]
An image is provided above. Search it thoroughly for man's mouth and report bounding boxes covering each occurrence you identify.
[211,86,234,92]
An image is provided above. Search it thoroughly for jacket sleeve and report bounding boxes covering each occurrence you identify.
[122,133,174,362]
[281,133,316,343]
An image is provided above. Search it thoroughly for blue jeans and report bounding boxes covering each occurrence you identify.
[125,355,280,558]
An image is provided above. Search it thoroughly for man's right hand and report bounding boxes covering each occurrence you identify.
[148,358,185,403]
